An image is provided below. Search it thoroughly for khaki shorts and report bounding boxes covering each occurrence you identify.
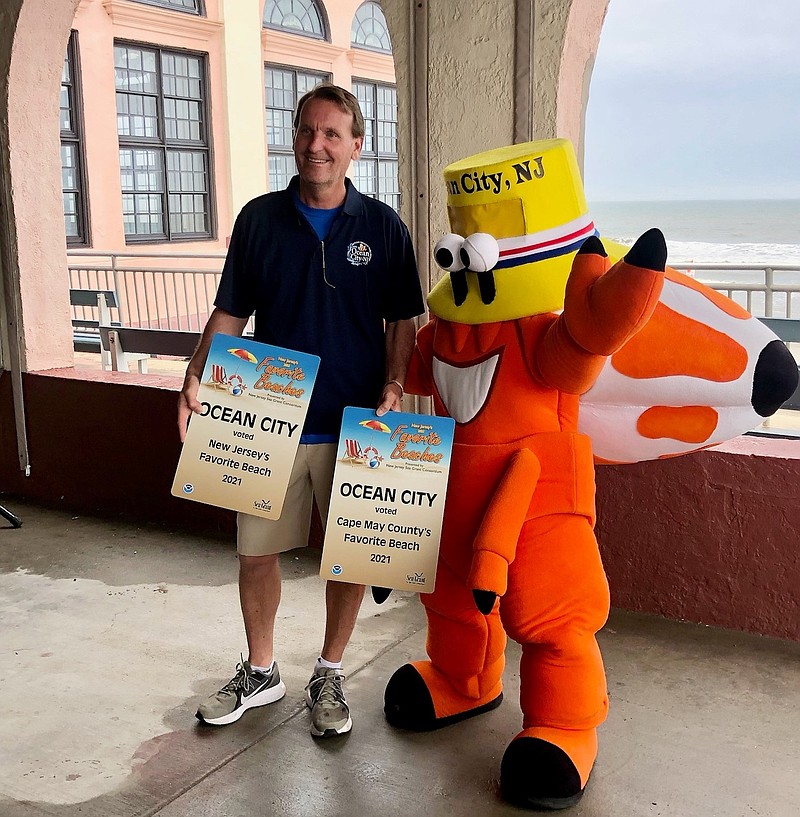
[236,443,336,556]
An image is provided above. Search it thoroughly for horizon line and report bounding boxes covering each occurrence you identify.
[588,197,800,204]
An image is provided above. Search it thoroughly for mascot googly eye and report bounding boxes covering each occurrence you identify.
[434,233,469,307]
[460,233,500,273]
[434,233,466,271]
[461,233,500,305]
[434,233,502,307]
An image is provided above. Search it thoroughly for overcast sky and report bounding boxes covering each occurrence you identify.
[583,0,800,201]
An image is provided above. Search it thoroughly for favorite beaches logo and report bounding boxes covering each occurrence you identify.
[342,418,444,468]
[389,423,444,464]
[206,348,310,400]
[406,571,426,586]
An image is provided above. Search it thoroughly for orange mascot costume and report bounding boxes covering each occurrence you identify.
[381,140,798,810]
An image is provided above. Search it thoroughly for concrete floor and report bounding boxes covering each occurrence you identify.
[1,497,799,817]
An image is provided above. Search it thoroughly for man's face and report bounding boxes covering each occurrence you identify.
[293,98,363,193]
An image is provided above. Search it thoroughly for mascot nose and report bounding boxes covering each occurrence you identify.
[751,339,799,417]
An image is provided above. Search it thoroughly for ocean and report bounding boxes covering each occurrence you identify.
[588,199,800,266]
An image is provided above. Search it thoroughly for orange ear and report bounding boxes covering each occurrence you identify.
[564,229,666,356]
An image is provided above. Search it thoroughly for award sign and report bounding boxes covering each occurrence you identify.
[172,333,319,518]
[320,407,455,593]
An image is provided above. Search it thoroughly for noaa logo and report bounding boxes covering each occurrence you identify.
[346,241,372,266]
[331,564,343,576]
[182,483,194,494]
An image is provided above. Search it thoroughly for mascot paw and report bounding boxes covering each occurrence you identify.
[371,586,392,604]
[472,589,497,614]
[384,664,437,730]
[500,737,584,810]
[500,727,598,810]
[384,663,503,731]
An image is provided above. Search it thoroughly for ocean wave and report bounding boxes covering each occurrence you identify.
[605,237,800,265]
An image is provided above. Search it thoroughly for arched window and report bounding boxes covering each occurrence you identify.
[131,0,204,13]
[263,0,326,40]
[351,2,392,53]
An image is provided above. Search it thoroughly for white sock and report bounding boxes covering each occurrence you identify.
[315,656,343,672]
[249,661,274,674]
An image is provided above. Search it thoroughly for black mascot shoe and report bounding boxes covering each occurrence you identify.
[384,663,503,731]
[500,737,585,810]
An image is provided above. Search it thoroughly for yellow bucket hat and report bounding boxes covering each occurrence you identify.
[428,138,614,324]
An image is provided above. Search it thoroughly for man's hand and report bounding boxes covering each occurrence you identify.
[378,319,416,416]
[376,380,403,416]
[178,373,202,442]
[175,308,249,442]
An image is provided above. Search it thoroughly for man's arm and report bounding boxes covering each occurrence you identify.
[177,307,249,441]
[376,317,417,416]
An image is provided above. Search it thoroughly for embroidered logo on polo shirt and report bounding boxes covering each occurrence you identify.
[346,241,372,266]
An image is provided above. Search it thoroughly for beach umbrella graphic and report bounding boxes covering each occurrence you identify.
[227,347,257,364]
[359,418,391,433]
[226,347,257,381]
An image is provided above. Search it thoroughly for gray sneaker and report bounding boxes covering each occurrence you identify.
[196,659,286,726]
[304,667,352,737]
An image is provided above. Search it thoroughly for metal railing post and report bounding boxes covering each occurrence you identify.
[765,267,774,318]
[112,253,126,324]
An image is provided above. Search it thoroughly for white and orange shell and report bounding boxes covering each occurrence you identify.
[579,268,789,463]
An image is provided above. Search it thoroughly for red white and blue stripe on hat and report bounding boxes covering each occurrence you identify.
[494,213,598,270]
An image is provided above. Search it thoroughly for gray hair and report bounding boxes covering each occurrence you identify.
[293,83,366,139]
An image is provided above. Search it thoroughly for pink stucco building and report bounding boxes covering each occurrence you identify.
[63,0,398,254]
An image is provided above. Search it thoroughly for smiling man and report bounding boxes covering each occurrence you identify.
[293,93,361,206]
[178,84,424,737]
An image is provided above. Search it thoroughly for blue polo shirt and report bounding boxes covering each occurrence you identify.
[215,177,424,440]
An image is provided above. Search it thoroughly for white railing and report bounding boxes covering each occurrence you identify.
[68,252,800,332]
[670,263,800,318]
[67,251,228,333]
